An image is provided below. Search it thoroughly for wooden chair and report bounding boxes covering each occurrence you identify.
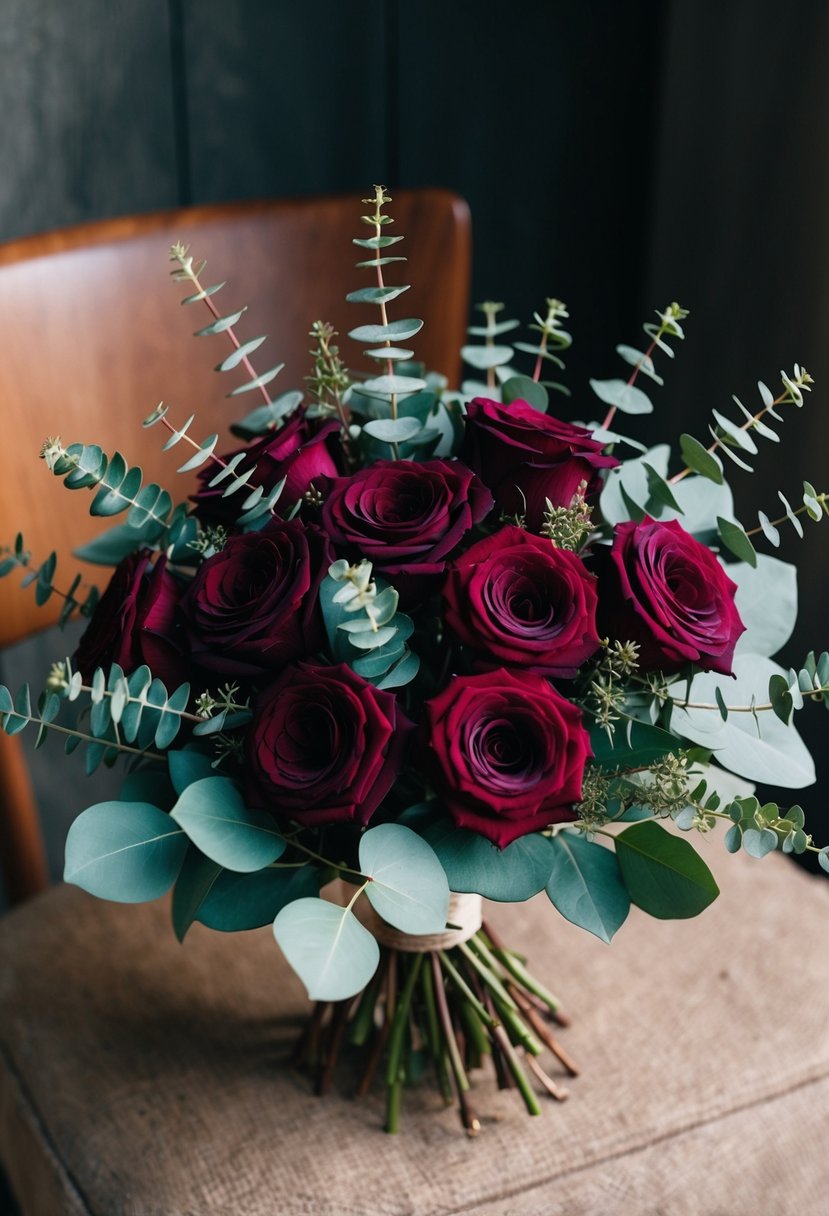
[0,189,471,906]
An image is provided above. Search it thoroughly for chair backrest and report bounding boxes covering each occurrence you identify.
[0,190,471,647]
[0,190,471,904]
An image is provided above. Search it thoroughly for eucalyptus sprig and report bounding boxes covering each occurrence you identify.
[591,301,689,433]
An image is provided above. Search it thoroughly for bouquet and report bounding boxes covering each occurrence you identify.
[4,186,828,1136]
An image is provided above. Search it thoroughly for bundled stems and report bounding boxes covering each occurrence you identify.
[289,927,577,1134]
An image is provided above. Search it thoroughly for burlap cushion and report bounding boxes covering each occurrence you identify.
[1,847,828,1215]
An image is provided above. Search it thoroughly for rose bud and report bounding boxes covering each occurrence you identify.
[460,397,617,529]
[596,516,746,675]
[443,525,600,676]
[421,668,591,847]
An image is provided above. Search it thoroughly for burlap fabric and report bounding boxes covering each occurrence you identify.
[1,848,828,1215]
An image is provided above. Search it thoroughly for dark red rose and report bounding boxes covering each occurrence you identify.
[596,517,746,675]
[246,662,411,828]
[319,459,492,597]
[443,525,600,677]
[74,550,185,688]
[460,397,617,529]
[180,519,332,679]
[422,668,590,847]
[192,411,341,524]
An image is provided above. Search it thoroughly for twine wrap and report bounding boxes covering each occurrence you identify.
[358,892,483,953]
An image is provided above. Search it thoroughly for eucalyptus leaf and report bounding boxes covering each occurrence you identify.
[589,378,652,415]
[425,822,554,901]
[197,864,321,931]
[730,554,797,658]
[172,848,223,941]
[359,823,449,934]
[501,375,548,412]
[615,821,719,918]
[273,897,380,1000]
[64,802,187,902]
[546,832,630,942]
[171,777,286,872]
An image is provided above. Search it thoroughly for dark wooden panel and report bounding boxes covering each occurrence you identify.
[396,0,663,396]
[182,1,387,200]
[0,0,179,241]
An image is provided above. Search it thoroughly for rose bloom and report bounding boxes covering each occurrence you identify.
[246,662,411,828]
[460,397,617,529]
[180,519,331,679]
[422,668,591,847]
[74,550,185,687]
[443,525,600,677]
[192,410,340,524]
[597,517,746,675]
[319,459,492,599]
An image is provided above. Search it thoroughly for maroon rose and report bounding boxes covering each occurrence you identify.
[246,662,410,828]
[320,459,492,598]
[180,519,331,678]
[422,668,590,847]
[192,410,341,525]
[596,517,746,675]
[74,550,185,688]
[460,397,617,529]
[443,526,600,676]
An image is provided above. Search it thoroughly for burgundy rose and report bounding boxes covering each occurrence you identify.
[180,519,331,678]
[74,550,185,688]
[596,517,746,675]
[443,526,600,676]
[192,411,340,524]
[422,668,590,847]
[246,662,411,828]
[320,459,492,597]
[461,397,617,529]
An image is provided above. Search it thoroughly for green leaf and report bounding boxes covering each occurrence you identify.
[215,335,267,372]
[427,823,554,901]
[679,434,724,484]
[589,378,652,415]
[64,802,187,902]
[348,318,423,343]
[546,833,630,942]
[818,847,829,874]
[362,417,422,443]
[197,865,321,932]
[172,848,223,941]
[599,445,671,526]
[346,285,410,305]
[643,463,683,514]
[717,517,757,567]
[730,554,797,658]
[359,823,449,934]
[170,777,286,872]
[273,897,380,1000]
[615,344,663,384]
[501,375,549,412]
[615,821,719,919]
[461,345,514,370]
[590,719,684,769]
[168,747,217,795]
[741,827,778,858]
[669,655,815,786]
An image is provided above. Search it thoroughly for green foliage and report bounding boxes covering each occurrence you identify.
[589,718,685,770]
[273,896,380,1001]
[614,821,719,919]
[424,823,555,901]
[460,301,519,399]
[668,655,816,787]
[546,832,630,943]
[170,776,286,872]
[590,302,688,421]
[359,823,449,934]
[729,554,797,659]
[509,297,571,400]
[196,864,321,932]
[0,533,100,624]
[64,801,187,902]
[723,796,811,859]
[319,559,420,689]
[171,848,223,941]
